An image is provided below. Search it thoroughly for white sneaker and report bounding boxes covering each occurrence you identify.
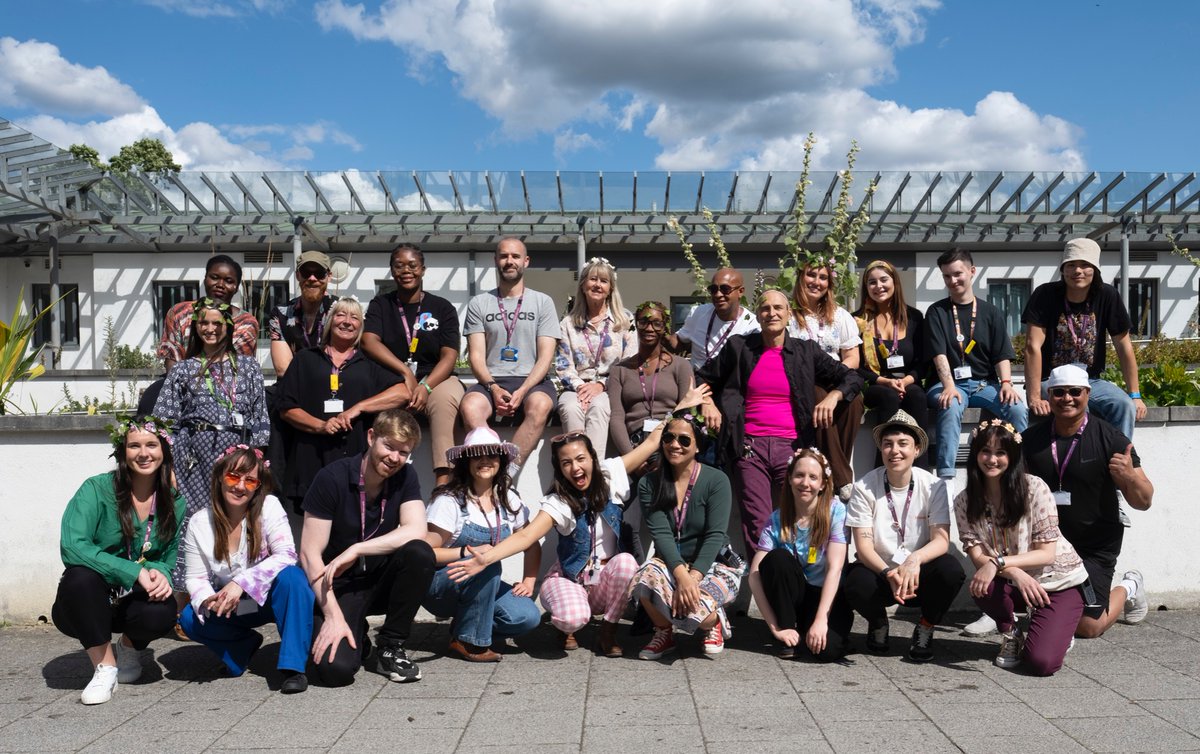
[113,640,144,684]
[1121,569,1149,624]
[962,613,998,637]
[80,665,119,705]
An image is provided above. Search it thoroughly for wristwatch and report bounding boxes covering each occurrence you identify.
[485,381,498,391]
[993,555,1007,571]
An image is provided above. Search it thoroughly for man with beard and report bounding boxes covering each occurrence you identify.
[459,237,560,479]
[267,250,338,377]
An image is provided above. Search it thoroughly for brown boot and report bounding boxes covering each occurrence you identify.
[560,630,579,651]
[597,621,622,658]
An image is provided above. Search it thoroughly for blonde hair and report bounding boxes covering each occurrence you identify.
[856,260,909,331]
[372,408,421,446]
[778,449,834,549]
[320,296,364,348]
[568,259,631,332]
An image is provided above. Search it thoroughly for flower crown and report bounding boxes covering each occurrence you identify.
[668,405,717,438]
[793,446,834,479]
[586,256,613,270]
[107,414,174,448]
[971,418,1023,444]
[221,444,270,467]
[635,300,672,332]
[801,251,838,277]
[191,297,235,325]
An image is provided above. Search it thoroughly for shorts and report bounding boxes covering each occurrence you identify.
[464,376,558,416]
[1079,551,1117,620]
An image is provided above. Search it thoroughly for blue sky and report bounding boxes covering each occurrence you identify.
[2,0,1195,173]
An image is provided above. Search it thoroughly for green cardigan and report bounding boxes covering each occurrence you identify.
[60,472,186,590]
[640,464,731,574]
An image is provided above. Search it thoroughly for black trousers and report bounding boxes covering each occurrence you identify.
[311,540,436,687]
[51,566,177,650]
[758,549,852,662]
[841,553,966,626]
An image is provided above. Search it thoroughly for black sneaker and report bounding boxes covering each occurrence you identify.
[373,640,421,683]
[280,671,308,694]
[866,619,890,655]
[908,623,935,663]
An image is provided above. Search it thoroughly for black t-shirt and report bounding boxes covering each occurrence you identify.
[924,297,1015,385]
[276,348,402,499]
[267,295,337,353]
[1021,281,1132,380]
[1023,415,1139,558]
[363,291,460,379]
[303,453,422,565]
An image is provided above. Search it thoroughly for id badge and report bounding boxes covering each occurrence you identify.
[642,418,662,434]
[235,597,259,616]
[1053,490,1071,506]
[953,365,972,380]
[886,354,904,369]
[583,566,603,586]
[324,399,344,414]
[231,411,244,426]
[405,359,418,374]
[807,546,818,564]
[891,545,911,566]
[499,345,519,362]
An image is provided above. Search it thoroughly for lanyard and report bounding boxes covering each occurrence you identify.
[202,357,237,411]
[884,479,915,547]
[358,456,387,542]
[637,359,662,416]
[985,515,1010,556]
[298,302,322,349]
[126,500,155,564]
[703,308,742,364]
[326,347,356,396]
[873,316,899,357]
[495,293,524,346]
[951,299,977,359]
[473,495,504,547]
[582,316,611,371]
[672,463,702,543]
[1062,297,1092,344]
[800,314,826,346]
[398,292,425,354]
[1050,413,1089,490]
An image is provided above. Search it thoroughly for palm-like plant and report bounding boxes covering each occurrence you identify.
[0,288,62,414]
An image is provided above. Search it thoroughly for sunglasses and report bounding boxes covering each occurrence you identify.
[224,471,261,491]
[298,266,328,280]
[1049,387,1087,398]
[707,283,740,296]
[551,430,587,445]
[662,431,694,448]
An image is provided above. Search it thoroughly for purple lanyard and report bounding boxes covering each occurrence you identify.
[127,500,155,563]
[703,308,741,364]
[483,502,503,547]
[873,317,899,356]
[398,293,425,351]
[672,463,702,542]
[885,479,915,546]
[327,347,355,395]
[495,293,524,346]
[951,299,977,359]
[637,360,662,416]
[298,302,321,349]
[358,457,387,542]
[1063,298,1091,344]
[582,317,611,371]
[1050,413,1089,490]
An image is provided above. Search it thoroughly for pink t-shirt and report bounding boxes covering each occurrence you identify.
[743,346,796,438]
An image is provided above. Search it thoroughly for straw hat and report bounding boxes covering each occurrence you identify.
[871,409,929,456]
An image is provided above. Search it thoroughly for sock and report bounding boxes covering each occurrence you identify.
[1120,578,1138,599]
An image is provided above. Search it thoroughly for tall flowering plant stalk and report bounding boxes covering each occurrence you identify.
[701,207,733,269]
[666,217,708,296]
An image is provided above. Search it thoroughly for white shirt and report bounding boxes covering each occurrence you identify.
[539,458,631,561]
[846,467,949,565]
[677,303,760,370]
[787,307,861,360]
[426,490,530,543]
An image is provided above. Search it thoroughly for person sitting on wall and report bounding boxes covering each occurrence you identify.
[668,267,759,372]
[267,251,337,378]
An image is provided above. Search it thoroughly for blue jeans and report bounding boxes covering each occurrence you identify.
[927,379,1029,478]
[179,564,314,676]
[1037,377,1136,439]
[423,563,541,647]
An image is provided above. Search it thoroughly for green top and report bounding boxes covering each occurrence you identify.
[640,464,731,574]
[60,472,186,590]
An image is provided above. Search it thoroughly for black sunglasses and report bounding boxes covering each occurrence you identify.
[662,431,693,448]
[707,283,741,296]
[1049,387,1087,398]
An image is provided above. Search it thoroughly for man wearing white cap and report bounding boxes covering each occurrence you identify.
[1022,364,1153,638]
[1022,237,1146,439]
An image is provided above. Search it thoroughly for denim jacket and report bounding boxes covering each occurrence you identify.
[556,499,624,583]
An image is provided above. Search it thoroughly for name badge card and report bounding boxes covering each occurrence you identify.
[953,366,972,380]
[499,345,519,362]
[1053,490,1071,506]
[891,545,911,566]
[324,399,344,414]
[642,418,662,434]
[886,355,905,369]
[231,411,244,426]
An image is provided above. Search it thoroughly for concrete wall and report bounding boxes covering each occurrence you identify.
[2,409,1197,623]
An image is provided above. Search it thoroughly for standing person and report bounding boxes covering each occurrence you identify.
[670,267,759,371]
[842,410,965,662]
[53,416,183,705]
[1023,238,1146,439]
[362,242,464,487]
[957,420,1090,676]
[697,289,862,556]
[925,248,1028,482]
[631,416,742,659]
[178,446,313,694]
[277,297,410,512]
[447,388,710,657]
[153,298,269,585]
[157,254,260,373]
[460,237,560,478]
[1023,364,1153,637]
[554,257,638,458]
[789,261,865,497]
[748,448,852,661]
[267,251,337,378]
[423,428,542,663]
[854,260,931,469]
[299,409,436,686]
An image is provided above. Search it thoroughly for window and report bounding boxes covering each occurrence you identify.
[375,279,395,297]
[987,279,1031,337]
[1116,278,1159,338]
[669,296,705,333]
[242,280,291,339]
[32,283,80,348]
[152,282,199,340]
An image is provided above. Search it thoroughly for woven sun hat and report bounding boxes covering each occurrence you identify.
[1046,363,1090,390]
[871,409,929,456]
[1061,237,1100,271]
[445,427,520,464]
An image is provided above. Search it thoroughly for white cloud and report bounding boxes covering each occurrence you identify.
[553,129,602,161]
[316,0,1086,171]
[138,0,287,18]
[0,37,144,117]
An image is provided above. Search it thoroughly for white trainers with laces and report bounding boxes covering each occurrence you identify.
[962,613,998,637]
[1121,569,1149,624]
[80,664,119,705]
[113,640,144,684]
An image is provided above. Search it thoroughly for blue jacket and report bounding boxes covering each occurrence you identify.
[556,499,625,583]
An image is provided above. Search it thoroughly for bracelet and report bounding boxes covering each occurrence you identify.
[459,545,467,559]
[419,379,433,394]
[1000,379,1013,385]
[1129,391,1142,399]
[881,566,895,577]
[485,381,497,391]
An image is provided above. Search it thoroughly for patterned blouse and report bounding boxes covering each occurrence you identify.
[156,301,260,363]
[182,495,297,621]
[554,310,638,391]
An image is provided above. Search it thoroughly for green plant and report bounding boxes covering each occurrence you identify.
[1102,361,1200,406]
[0,287,62,414]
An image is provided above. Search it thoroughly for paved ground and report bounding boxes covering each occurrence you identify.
[3,609,1200,753]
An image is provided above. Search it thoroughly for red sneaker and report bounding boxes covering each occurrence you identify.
[638,628,676,660]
